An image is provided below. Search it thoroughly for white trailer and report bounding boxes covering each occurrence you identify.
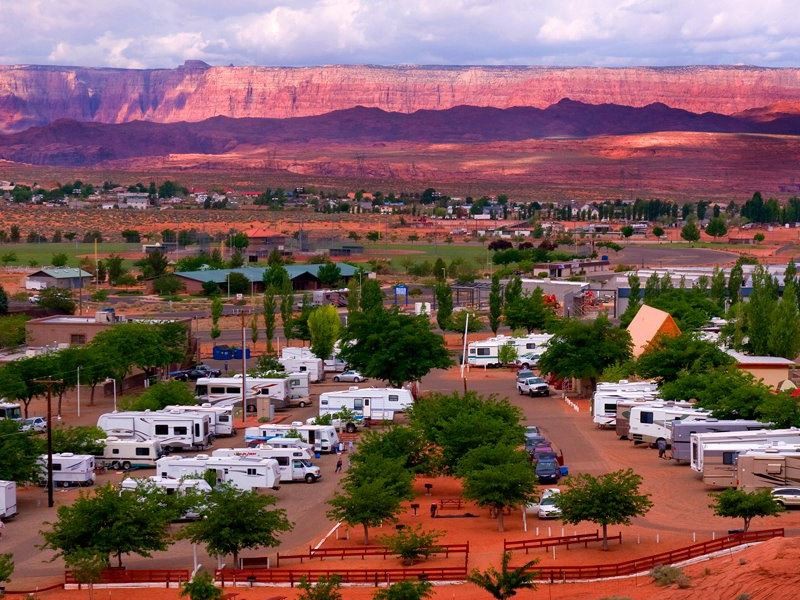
[156,455,281,491]
[120,476,211,519]
[467,334,552,367]
[668,419,769,463]
[319,387,414,429]
[39,453,95,487]
[213,447,321,483]
[244,423,340,453]
[690,428,800,472]
[278,356,325,382]
[0,402,22,421]
[628,403,711,446]
[283,345,346,373]
[737,450,800,491]
[100,437,163,470]
[97,411,212,451]
[595,381,659,393]
[162,404,235,437]
[195,376,290,410]
[695,442,800,487]
[592,389,660,428]
[261,436,314,452]
[0,480,17,519]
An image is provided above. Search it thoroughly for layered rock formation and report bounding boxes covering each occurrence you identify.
[2,62,800,132]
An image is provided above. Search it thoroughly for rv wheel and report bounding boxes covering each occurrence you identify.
[305,474,316,483]
[111,461,120,470]
[346,423,356,433]
[122,461,131,470]
[334,376,341,382]
[60,481,70,488]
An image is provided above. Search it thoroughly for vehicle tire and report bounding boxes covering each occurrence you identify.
[518,387,524,395]
[305,474,316,484]
[522,363,530,369]
[298,401,307,408]
[60,481,69,488]
[529,390,535,397]
[111,461,120,470]
[353,378,361,383]
[776,500,785,508]
[122,461,131,470]
[334,376,340,382]
[345,423,356,433]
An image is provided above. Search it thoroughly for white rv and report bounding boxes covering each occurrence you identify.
[668,419,768,463]
[690,428,800,473]
[162,404,235,437]
[319,387,414,429]
[628,403,711,446]
[213,447,321,483]
[120,476,211,519]
[39,453,95,487]
[467,334,552,367]
[0,402,22,421]
[100,437,163,470]
[244,423,340,453]
[195,376,291,410]
[283,345,345,373]
[595,381,659,393]
[592,389,660,428]
[156,455,281,492]
[694,441,800,487]
[737,450,800,491]
[260,436,314,452]
[278,356,325,383]
[97,411,212,451]
[0,480,17,519]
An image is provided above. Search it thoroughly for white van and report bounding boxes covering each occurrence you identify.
[39,453,95,487]
[100,437,163,470]
[213,447,321,483]
[244,423,340,453]
[0,480,17,519]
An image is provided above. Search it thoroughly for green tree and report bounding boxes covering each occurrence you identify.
[347,277,360,316]
[153,274,184,296]
[136,252,169,279]
[0,553,14,587]
[339,307,451,387]
[227,232,249,250]
[652,226,665,239]
[262,264,290,290]
[458,445,537,532]
[38,287,76,314]
[317,262,342,287]
[210,297,223,341]
[91,322,188,380]
[636,334,734,382]
[434,281,453,330]
[51,252,69,267]
[263,288,277,353]
[0,418,41,482]
[489,274,503,334]
[226,272,250,295]
[745,266,779,355]
[51,426,106,455]
[620,225,634,238]
[504,288,554,333]
[619,274,642,327]
[180,568,221,600]
[104,255,127,285]
[467,552,538,600]
[308,305,341,362]
[754,232,765,243]
[64,549,105,600]
[0,314,27,348]
[123,380,197,411]
[298,575,342,600]
[360,279,384,312]
[448,309,483,336]
[705,217,728,238]
[504,275,522,310]
[680,220,701,242]
[379,526,442,566]
[497,344,518,366]
[433,257,447,281]
[768,279,800,359]
[555,469,653,550]
[289,294,313,341]
[280,280,294,343]
[757,393,800,428]
[373,581,433,600]
[179,483,292,566]
[0,285,8,316]
[728,262,744,303]
[709,488,783,533]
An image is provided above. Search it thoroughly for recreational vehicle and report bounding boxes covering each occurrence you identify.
[696,442,800,487]
[628,404,711,446]
[0,481,16,519]
[668,419,769,463]
[156,455,281,492]
[213,446,321,483]
[97,411,212,451]
[595,381,659,393]
[100,437,163,470]
[39,453,95,487]
[120,476,211,519]
[162,404,235,437]
[319,387,414,429]
[466,334,553,367]
[592,389,660,428]
[0,402,21,421]
[260,436,314,452]
[195,376,291,410]
[737,450,800,491]
[283,346,345,373]
[690,428,800,473]
[278,356,325,383]
[615,399,693,439]
[234,371,310,401]
[244,423,340,453]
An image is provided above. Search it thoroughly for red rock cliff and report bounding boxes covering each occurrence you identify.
[2,63,800,132]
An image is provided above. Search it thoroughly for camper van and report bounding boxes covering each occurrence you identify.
[100,437,163,470]
[120,476,211,519]
[466,334,552,367]
[213,447,321,483]
[39,453,95,487]
[695,442,800,487]
[156,455,281,492]
[195,376,291,410]
[244,423,340,453]
[737,450,800,491]
[278,356,325,383]
[690,428,800,473]
[615,399,693,439]
[0,402,22,421]
[0,480,16,519]
[592,390,660,428]
[319,387,414,429]
[668,419,769,463]
[162,405,235,437]
[97,411,212,451]
[628,404,711,446]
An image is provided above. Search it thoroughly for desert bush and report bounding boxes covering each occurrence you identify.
[650,565,690,588]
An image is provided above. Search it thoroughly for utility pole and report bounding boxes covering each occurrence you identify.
[240,310,247,424]
[34,378,62,508]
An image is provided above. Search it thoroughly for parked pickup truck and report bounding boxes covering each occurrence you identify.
[169,364,222,381]
[517,376,550,397]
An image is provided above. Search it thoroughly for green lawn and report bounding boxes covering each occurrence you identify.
[0,242,138,268]
[365,242,491,269]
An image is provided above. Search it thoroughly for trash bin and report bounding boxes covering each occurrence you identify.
[560,466,569,476]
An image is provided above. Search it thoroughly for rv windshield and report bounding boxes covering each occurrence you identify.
[195,385,207,396]
[300,459,313,468]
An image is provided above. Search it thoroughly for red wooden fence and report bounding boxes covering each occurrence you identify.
[276,542,469,566]
[505,531,622,553]
[65,568,189,586]
[216,565,468,587]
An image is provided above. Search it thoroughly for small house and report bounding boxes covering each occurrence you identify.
[25,267,92,291]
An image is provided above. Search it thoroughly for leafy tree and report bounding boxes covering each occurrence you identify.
[0,553,14,586]
[64,549,105,600]
[449,309,484,336]
[743,266,779,355]
[123,380,197,411]
[157,180,183,199]
[121,229,141,243]
[652,226,665,239]
[340,307,451,387]
[226,272,250,295]
[289,294,313,341]
[226,232,249,249]
[435,282,453,330]
[705,217,728,238]
[619,274,642,327]
[728,262,745,303]
[504,275,522,310]
[38,286,76,314]
[757,393,800,428]
[360,279,384,312]
[0,285,7,316]
[555,469,653,550]
[263,288,277,353]
[51,252,69,267]
[373,581,433,600]
[538,316,632,390]
[680,220,701,242]
[636,334,734,382]
[308,305,341,362]
[709,488,783,533]
[179,483,292,566]
[433,257,447,281]
[180,568,221,600]
[379,526,442,565]
[104,255,127,285]
[153,274,184,296]
[497,344,518,366]
[457,445,537,532]
[9,225,20,242]
[317,262,342,287]
[504,288,554,333]
[754,232,765,243]
[262,264,290,290]
[280,280,294,343]
[467,552,538,600]
[0,418,41,482]
[0,314,27,348]
[92,322,188,380]
[0,355,50,417]
[768,279,800,359]
[353,426,433,474]
[489,274,502,334]
[210,296,223,341]
[51,426,106,455]
[620,225,634,238]
[646,288,720,331]
[136,252,169,279]
[347,277,360,316]
[298,575,342,600]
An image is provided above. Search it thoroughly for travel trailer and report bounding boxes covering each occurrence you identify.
[628,403,711,446]
[0,402,22,420]
[259,436,314,451]
[278,356,325,383]
[162,404,235,437]
[690,428,800,473]
[195,376,290,410]
[244,423,340,453]
[595,381,659,393]
[97,411,212,451]
[156,455,281,492]
[0,480,16,519]
[39,453,95,487]
[668,419,769,463]
[283,346,345,373]
[213,447,321,483]
[592,388,660,428]
[615,399,693,439]
[466,334,552,367]
[233,372,310,402]
[319,387,414,429]
[100,437,163,470]
[737,450,800,491]
[696,442,800,488]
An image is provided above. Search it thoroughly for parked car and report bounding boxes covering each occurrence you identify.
[525,425,541,435]
[28,295,40,305]
[771,487,800,508]
[170,364,222,381]
[526,488,561,519]
[518,376,550,397]
[524,432,547,451]
[535,458,561,484]
[21,417,47,433]
[515,352,543,369]
[333,370,366,383]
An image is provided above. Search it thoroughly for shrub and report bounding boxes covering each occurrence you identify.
[90,289,109,302]
[737,594,752,600]
[379,526,442,565]
[650,565,690,588]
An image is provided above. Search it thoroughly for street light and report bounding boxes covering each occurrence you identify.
[105,378,117,411]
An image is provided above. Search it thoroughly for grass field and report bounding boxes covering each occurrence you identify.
[365,242,491,269]
[0,242,138,268]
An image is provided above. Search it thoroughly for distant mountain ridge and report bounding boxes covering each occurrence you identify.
[3,100,800,166]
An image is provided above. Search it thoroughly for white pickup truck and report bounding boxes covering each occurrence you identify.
[517,375,550,397]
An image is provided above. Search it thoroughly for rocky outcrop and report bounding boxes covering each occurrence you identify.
[2,63,800,132]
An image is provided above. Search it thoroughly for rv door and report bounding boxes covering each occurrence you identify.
[363,398,371,419]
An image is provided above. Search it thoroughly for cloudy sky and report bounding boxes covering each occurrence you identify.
[1,0,798,68]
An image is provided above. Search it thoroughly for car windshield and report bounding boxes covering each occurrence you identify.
[536,460,558,472]
[541,496,558,506]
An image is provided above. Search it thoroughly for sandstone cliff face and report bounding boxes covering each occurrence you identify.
[2,63,800,132]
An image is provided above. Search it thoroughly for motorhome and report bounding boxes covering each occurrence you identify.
[668,419,769,463]
[156,455,281,492]
[0,480,16,519]
[120,476,211,519]
[319,387,414,429]
[244,423,340,453]
[162,404,235,437]
[260,436,314,452]
[737,450,800,491]
[466,334,552,367]
[278,356,325,383]
[592,389,660,428]
[39,453,95,487]
[97,411,212,451]
[0,402,22,421]
[615,399,693,439]
[283,346,345,373]
[100,437,163,470]
[690,428,800,473]
[234,371,310,402]
[195,376,290,410]
[628,404,711,446]
[213,447,321,483]
[595,381,659,393]
[695,442,800,487]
